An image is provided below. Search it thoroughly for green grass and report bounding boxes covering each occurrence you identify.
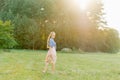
[0,50,120,80]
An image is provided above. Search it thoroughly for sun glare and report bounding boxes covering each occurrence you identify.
[79,0,89,10]
[72,0,90,10]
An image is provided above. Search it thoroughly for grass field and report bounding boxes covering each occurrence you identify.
[0,50,120,80]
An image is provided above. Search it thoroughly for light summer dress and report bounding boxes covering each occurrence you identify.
[46,38,57,64]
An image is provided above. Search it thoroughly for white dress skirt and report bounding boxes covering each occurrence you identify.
[45,47,57,64]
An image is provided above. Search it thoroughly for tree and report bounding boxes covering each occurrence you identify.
[0,20,17,48]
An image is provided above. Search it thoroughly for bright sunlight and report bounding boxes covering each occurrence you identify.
[72,0,90,10]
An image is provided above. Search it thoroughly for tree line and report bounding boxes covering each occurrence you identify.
[0,0,119,53]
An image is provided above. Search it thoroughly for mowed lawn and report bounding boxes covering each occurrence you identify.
[0,50,120,80]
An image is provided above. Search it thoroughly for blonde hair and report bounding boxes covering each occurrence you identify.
[47,31,55,48]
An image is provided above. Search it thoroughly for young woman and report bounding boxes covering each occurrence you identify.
[43,31,57,73]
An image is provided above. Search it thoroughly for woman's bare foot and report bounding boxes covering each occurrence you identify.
[42,70,46,73]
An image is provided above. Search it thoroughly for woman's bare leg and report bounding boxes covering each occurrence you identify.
[43,62,49,73]
[51,63,55,73]
[51,55,56,73]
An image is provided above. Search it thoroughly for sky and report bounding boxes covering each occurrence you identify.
[103,0,120,35]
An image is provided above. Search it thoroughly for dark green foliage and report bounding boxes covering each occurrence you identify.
[0,20,17,48]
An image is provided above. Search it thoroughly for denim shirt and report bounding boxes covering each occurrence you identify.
[49,38,56,48]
